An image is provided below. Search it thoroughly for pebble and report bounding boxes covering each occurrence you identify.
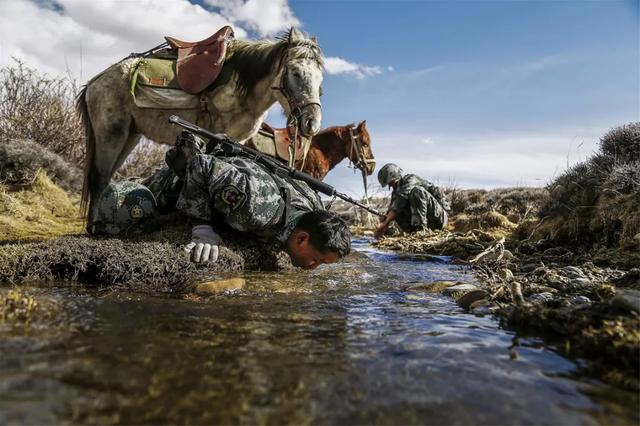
[569,278,593,289]
[528,292,555,304]
[562,266,586,279]
[456,290,489,309]
[194,278,245,295]
[442,283,479,297]
[611,289,640,313]
[569,295,591,306]
[407,281,460,293]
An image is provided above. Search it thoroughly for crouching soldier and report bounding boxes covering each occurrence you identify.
[172,133,351,270]
[374,163,449,238]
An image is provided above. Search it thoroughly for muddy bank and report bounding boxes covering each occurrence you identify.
[0,215,292,292]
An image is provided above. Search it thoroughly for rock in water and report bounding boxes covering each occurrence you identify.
[456,290,489,309]
[194,278,246,295]
[442,283,479,297]
[407,281,461,293]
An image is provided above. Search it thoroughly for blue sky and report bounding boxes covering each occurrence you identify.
[1,0,638,196]
[269,0,639,195]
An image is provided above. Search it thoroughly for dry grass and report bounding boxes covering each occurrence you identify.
[536,122,640,250]
[0,171,84,242]
[0,60,84,165]
[115,138,169,180]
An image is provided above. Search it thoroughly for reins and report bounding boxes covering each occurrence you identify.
[347,125,376,226]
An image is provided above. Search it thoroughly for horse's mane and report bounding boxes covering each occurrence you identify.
[222,29,324,97]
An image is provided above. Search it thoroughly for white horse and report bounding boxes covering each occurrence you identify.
[77,28,324,225]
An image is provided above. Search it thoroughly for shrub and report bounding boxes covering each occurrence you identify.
[0,60,84,165]
[599,122,640,164]
[0,138,82,192]
[115,138,169,179]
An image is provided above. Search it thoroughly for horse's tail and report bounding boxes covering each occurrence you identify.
[76,84,94,219]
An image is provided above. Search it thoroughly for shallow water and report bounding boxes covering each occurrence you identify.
[0,238,638,424]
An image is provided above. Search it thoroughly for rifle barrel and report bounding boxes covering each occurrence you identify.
[168,115,385,218]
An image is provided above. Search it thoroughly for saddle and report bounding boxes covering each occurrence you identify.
[257,123,308,164]
[164,26,234,94]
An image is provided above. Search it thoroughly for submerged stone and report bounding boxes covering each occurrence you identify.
[407,281,460,293]
[194,278,246,295]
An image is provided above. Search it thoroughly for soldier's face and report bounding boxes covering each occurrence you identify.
[286,230,340,270]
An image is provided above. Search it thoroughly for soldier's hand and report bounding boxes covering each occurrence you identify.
[184,224,222,263]
[373,225,386,239]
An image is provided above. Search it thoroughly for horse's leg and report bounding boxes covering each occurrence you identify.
[112,133,142,175]
[87,115,133,226]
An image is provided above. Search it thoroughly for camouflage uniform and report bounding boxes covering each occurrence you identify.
[142,167,182,214]
[176,153,324,248]
[388,174,449,232]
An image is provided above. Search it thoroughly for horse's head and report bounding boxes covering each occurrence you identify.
[274,28,324,137]
[347,120,376,176]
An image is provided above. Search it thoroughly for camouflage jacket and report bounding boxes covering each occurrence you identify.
[388,174,450,215]
[176,153,324,248]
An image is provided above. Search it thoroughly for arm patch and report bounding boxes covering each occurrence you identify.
[220,185,246,210]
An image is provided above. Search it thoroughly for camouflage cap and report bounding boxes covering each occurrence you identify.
[377,163,403,187]
[92,181,159,235]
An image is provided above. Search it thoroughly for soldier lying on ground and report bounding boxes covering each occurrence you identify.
[95,132,352,270]
[374,163,449,238]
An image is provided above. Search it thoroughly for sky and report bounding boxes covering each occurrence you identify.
[0,0,638,197]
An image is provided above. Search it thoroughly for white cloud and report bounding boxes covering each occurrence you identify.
[0,0,243,81]
[367,127,606,190]
[207,0,299,36]
[324,57,383,79]
[0,0,376,86]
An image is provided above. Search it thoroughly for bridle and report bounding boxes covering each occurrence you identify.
[271,46,322,169]
[347,125,375,173]
[347,125,376,225]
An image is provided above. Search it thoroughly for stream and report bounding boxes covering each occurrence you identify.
[0,237,638,424]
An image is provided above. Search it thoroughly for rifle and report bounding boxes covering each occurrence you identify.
[168,115,384,218]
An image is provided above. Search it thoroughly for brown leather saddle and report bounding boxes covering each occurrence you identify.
[257,123,308,164]
[164,26,234,94]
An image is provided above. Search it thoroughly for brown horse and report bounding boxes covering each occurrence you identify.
[247,121,375,180]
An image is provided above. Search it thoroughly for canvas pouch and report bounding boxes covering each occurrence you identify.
[130,58,199,109]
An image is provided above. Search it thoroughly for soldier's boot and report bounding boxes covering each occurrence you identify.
[141,131,208,213]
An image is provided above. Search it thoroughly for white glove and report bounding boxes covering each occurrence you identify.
[184,224,222,264]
